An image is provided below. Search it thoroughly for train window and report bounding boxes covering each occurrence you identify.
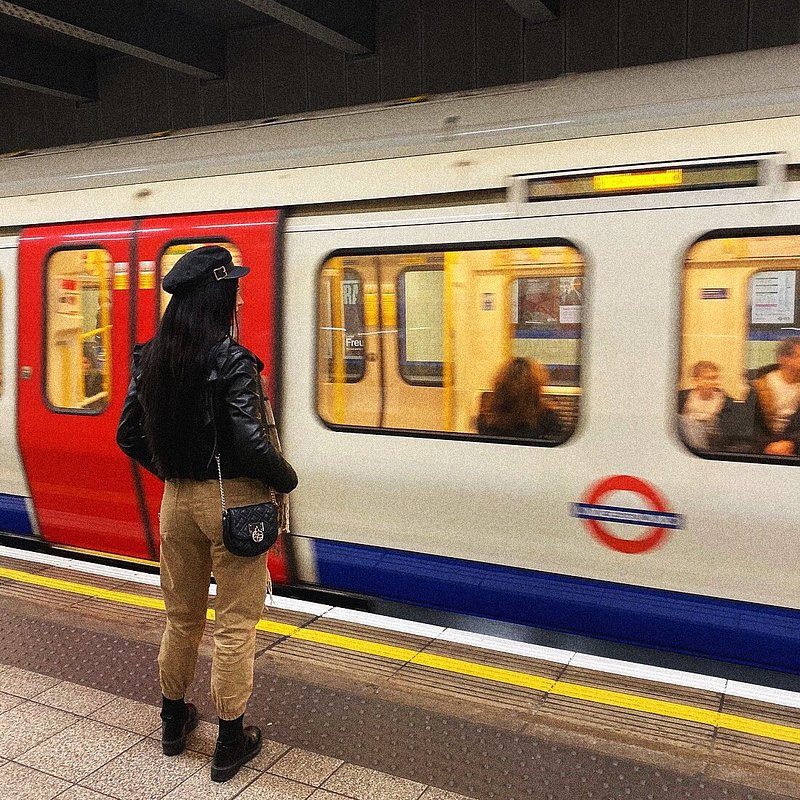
[318,263,366,384]
[316,244,584,442]
[680,235,800,461]
[45,248,112,413]
[398,268,444,386]
[159,241,243,315]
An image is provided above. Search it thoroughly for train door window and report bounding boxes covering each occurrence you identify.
[45,248,112,412]
[316,243,584,443]
[159,241,243,315]
[398,268,444,386]
[319,266,366,383]
[680,235,800,461]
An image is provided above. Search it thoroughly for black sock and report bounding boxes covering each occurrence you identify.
[218,714,244,744]
[161,695,186,720]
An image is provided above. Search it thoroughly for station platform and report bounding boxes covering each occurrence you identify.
[0,546,799,800]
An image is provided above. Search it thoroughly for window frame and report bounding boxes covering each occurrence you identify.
[319,265,367,385]
[397,265,445,388]
[509,273,583,389]
[314,238,585,445]
[42,243,114,416]
[678,226,800,465]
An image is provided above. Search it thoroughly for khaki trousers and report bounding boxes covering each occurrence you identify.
[158,477,270,720]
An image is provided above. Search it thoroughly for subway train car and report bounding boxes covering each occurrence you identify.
[2,45,800,672]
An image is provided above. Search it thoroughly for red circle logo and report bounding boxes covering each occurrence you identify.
[579,475,674,554]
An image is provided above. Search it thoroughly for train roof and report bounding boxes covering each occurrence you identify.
[2,44,800,199]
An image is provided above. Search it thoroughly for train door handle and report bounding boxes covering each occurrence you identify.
[20,366,32,380]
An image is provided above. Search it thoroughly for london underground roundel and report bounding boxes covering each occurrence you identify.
[572,475,684,554]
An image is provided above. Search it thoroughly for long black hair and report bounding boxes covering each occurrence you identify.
[139,277,238,478]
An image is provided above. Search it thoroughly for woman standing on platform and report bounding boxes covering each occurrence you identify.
[116,245,298,783]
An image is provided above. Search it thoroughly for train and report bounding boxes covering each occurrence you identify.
[2,44,800,673]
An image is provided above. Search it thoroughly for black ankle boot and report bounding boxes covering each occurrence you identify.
[211,720,262,783]
[161,697,199,756]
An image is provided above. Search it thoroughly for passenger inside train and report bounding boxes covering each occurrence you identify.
[753,336,800,456]
[677,360,734,451]
[476,357,564,441]
[316,245,582,441]
[681,236,800,461]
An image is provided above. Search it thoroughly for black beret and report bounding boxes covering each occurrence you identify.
[162,245,250,294]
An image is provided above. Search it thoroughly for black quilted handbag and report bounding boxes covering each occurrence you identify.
[213,376,285,558]
[215,458,279,557]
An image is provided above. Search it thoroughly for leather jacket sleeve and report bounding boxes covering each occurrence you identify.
[116,372,162,479]
[221,353,298,494]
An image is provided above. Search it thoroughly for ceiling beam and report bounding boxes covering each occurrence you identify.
[233,0,374,54]
[0,35,96,100]
[502,0,559,23]
[0,0,223,79]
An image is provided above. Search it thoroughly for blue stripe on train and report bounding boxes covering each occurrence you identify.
[313,539,800,674]
[0,493,34,536]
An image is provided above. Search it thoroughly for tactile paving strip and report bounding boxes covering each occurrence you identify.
[271,616,436,680]
[0,608,789,800]
[392,639,564,715]
[539,666,723,753]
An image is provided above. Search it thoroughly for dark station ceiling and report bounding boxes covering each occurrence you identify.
[0,1,560,102]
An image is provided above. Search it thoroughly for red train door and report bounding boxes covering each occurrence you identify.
[135,210,291,582]
[17,221,156,560]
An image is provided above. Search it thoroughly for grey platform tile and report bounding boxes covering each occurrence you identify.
[90,696,160,736]
[0,701,79,759]
[322,764,426,800]
[17,719,142,782]
[0,690,23,714]
[245,737,292,772]
[80,738,207,800]
[162,766,258,799]
[270,748,343,787]
[0,761,69,800]
[0,667,61,699]
[237,773,314,799]
[55,788,116,800]
[36,682,116,716]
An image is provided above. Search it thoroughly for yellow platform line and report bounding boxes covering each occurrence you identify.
[3,565,800,746]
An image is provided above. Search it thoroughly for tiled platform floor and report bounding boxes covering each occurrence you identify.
[0,551,797,800]
[0,664,473,800]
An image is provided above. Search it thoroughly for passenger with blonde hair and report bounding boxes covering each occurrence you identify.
[476,357,564,441]
[678,360,733,451]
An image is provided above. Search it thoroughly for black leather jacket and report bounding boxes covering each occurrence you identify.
[116,337,298,493]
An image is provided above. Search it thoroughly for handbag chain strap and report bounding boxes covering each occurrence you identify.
[215,454,227,513]
[215,366,279,511]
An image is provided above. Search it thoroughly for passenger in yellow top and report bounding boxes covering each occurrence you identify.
[476,357,564,441]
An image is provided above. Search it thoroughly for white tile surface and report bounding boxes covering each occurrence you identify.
[0,545,161,588]
[269,595,332,616]
[323,607,445,639]
[437,628,574,664]
[725,680,800,709]
[569,653,727,693]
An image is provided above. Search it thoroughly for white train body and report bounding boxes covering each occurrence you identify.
[2,45,800,669]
